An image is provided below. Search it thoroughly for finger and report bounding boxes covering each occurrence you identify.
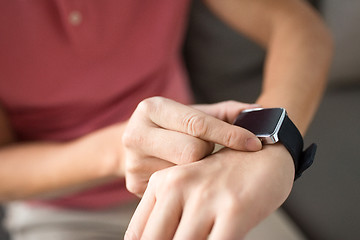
[141,192,183,240]
[193,101,261,123]
[173,200,214,240]
[125,156,174,196]
[140,97,261,151]
[125,185,156,240]
[123,120,214,165]
[141,127,214,164]
[208,213,248,240]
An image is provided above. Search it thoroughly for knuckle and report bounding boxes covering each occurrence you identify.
[148,170,169,195]
[179,141,203,164]
[121,129,133,147]
[151,168,189,194]
[125,178,147,196]
[182,113,208,137]
[223,128,249,149]
[137,98,153,113]
[195,184,215,203]
[148,170,163,186]
[222,130,238,148]
[122,128,144,148]
[136,98,154,114]
[166,168,189,188]
[125,158,142,175]
[223,193,243,214]
[137,96,165,114]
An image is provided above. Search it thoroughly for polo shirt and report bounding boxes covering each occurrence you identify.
[0,0,192,209]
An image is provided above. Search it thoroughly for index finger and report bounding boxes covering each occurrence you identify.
[138,97,262,151]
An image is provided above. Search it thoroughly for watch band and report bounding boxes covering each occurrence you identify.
[278,114,316,180]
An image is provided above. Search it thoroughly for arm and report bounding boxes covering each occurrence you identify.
[204,0,333,134]
[0,105,124,202]
[125,0,333,239]
[123,97,261,195]
[0,98,259,202]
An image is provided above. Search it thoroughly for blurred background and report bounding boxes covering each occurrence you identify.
[184,0,360,239]
[1,0,359,239]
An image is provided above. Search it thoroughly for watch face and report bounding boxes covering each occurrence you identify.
[233,108,285,136]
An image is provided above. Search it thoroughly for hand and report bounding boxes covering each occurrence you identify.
[122,97,262,196]
[125,144,295,240]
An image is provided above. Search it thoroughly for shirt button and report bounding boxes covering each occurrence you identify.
[68,11,82,26]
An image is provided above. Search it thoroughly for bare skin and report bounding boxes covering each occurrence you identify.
[0,0,332,239]
[124,0,333,239]
[123,98,294,240]
[0,100,260,201]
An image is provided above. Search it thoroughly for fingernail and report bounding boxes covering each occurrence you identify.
[246,137,262,151]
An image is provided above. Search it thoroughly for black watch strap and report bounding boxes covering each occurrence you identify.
[278,114,317,180]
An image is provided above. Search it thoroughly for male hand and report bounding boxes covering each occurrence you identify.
[125,144,295,240]
[122,97,262,196]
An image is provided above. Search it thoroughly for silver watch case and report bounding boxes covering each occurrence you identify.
[239,108,286,144]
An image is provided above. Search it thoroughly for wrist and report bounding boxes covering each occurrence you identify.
[233,107,316,180]
[75,123,126,179]
[262,143,295,181]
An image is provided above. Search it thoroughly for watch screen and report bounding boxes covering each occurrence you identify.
[233,108,285,135]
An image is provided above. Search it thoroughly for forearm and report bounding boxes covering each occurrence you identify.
[256,3,333,134]
[0,124,125,202]
[204,0,333,134]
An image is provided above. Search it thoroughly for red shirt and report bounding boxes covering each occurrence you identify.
[0,0,192,208]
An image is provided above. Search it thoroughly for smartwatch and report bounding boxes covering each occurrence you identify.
[233,108,316,180]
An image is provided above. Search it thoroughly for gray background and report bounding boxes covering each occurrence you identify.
[184,1,360,239]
